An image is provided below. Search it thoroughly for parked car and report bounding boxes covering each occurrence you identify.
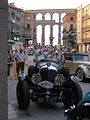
[63,53,90,81]
[16,57,83,110]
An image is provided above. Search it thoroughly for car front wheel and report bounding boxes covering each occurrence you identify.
[16,81,30,110]
[76,68,85,81]
[59,67,70,80]
[62,79,83,109]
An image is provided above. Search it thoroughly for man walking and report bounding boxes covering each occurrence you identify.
[15,49,26,76]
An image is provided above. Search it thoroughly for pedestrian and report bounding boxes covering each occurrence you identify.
[15,49,26,76]
[55,49,58,59]
[23,49,28,67]
[44,48,48,59]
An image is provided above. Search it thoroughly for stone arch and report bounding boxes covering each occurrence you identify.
[44,13,51,20]
[53,25,59,45]
[61,13,66,45]
[30,9,76,45]
[52,13,59,23]
[61,13,66,22]
[36,25,42,44]
[36,13,43,20]
[45,25,50,45]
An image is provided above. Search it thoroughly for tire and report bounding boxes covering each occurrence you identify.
[16,81,30,110]
[67,115,76,120]
[62,79,83,109]
[76,68,85,81]
[28,65,35,78]
[60,67,70,80]
[67,113,83,120]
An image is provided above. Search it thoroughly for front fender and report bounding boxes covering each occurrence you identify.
[76,65,90,78]
[62,76,83,107]
[63,76,81,85]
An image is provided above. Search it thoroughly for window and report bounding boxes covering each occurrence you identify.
[85,33,87,38]
[65,54,73,61]
[16,17,20,22]
[85,21,87,27]
[70,17,73,21]
[27,24,30,29]
[74,54,89,61]
[85,9,87,15]
[27,17,30,20]
[70,24,73,30]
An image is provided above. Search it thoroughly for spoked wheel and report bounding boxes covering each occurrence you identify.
[76,68,85,81]
[62,79,83,109]
[16,81,30,110]
[60,67,70,80]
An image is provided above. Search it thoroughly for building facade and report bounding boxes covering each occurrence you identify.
[8,3,24,43]
[24,10,36,47]
[77,4,90,53]
[8,3,77,47]
[25,9,76,46]
[77,5,83,52]
[62,12,77,49]
[82,4,90,53]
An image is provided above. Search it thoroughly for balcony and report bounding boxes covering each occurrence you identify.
[82,14,90,21]
[82,37,90,43]
[82,25,90,32]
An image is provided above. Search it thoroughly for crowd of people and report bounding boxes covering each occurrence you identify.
[34,45,64,62]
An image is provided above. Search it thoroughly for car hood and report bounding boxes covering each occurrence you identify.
[41,64,58,71]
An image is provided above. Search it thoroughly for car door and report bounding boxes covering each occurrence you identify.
[64,54,79,75]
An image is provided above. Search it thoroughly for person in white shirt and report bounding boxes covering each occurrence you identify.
[34,48,38,62]
[15,49,26,76]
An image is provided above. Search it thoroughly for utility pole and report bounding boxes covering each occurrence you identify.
[0,0,8,120]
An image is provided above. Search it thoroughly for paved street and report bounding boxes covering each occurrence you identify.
[8,55,90,120]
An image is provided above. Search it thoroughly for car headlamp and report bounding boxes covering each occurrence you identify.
[31,73,42,84]
[18,73,26,81]
[55,74,65,85]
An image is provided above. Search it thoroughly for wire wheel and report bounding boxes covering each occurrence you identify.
[76,69,85,81]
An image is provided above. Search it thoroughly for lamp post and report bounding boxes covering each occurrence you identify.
[49,36,54,47]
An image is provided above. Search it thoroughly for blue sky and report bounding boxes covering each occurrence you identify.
[8,0,90,10]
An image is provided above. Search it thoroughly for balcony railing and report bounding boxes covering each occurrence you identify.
[82,37,90,43]
[82,14,90,21]
[82,25,90,32]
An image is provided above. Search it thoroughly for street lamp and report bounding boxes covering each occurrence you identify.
[49,36,54,46]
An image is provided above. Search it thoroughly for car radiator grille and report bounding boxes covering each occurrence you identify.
[40,68,57,82]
